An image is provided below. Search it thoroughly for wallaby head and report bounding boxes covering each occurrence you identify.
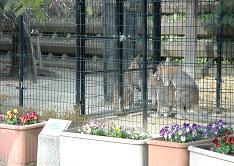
[129,55,143,70]
[127,55,143,92]
[152,63,178,86]
[113,55,143,111]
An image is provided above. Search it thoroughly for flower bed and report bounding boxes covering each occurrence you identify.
[77,120,149,140]
[147,120,229,166]
[189,124,234,166]
[60,121,150,166]
[212,128,234,155]
[3,108,38,125]
[0,108,45,166]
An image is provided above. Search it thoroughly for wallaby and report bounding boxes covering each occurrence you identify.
[149,73,175,117]
[154,64,199,119]
[113,56,142,111]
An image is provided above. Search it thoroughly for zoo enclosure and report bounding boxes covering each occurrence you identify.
[0,0,234,133]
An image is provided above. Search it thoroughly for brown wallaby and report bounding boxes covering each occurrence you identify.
[153,64,199,119]
[113,56,142,111]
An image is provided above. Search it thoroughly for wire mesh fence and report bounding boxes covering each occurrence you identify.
[0,0,234,134]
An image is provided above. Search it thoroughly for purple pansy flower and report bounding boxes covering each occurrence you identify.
[160,120,229,143]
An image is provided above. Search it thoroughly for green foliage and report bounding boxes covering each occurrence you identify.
[199,0,234,28]
[196,57,207,64]
[78,121,149,140]
[214,143,233,154]
[86,6,93,16]
[168,13,185,22]
[175,58,183,64]
[222,58,231,64]
[1,0,72,23]
[4,0,47,23]
[199,13,234,28]
[212,128,234,155]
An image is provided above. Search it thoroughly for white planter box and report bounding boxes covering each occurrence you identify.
[60,131,148,166]
[189,145,234,166]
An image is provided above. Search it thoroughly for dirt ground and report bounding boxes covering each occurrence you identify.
[1,65,234,134]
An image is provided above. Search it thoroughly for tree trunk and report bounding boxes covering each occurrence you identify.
[36,32,43,69]
[10,26,19,76]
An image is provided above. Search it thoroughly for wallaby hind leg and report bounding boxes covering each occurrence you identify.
[113,85,121,112]
[127,85,135,111]
[174,90,187,119]
[156,91,163,117]
[156,104,164,118]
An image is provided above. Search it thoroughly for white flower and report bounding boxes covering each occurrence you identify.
[186,127,190,133]
[85,126,91,134]
[168,133,172,139]
[181,135,186,142]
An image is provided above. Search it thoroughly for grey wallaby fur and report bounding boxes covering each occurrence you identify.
[152,64,199,119]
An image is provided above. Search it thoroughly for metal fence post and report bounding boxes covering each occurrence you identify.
[18,15,24,107]
[75,0,81,108]
[103,0,109,102]
[184,0,198,79]
[76,0,86,114]
[152,0,161,71]
[115,0,124,111]
[103,0,115,103]
[124,0,137,68]
[80,0,86,115]
[142,0,148,131]
[216,0,224,114]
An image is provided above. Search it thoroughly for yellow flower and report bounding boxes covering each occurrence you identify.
[7,111,11,116]
[13,109,18,114]
[114,127,120,132]
[178,130,183,136]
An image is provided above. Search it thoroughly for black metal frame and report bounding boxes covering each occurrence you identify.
[18,15,24,107]
[142,0,148,130]
[152,0,161,73]
[115,0,124,111]
[76,0,86,114]
[1,0,230,132]
[216,0,224,114]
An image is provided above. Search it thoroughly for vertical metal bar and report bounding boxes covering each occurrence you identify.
[18,15,24,107]
[76,0,86,115]
[152,0,161,72]
[75,0,81,107]
[184,0,197,79]
[103,0,109,102]
[142,0,147,131]
[80,0,86,115]
[115,0,124,110]
[216,0,224,114]
[124,0,136,68]
[103,1,115,103]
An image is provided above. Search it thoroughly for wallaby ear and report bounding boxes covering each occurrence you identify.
[130,55,136,61]
[136,54,143,63]
[133,54,142,68]
[152,66,157,75]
